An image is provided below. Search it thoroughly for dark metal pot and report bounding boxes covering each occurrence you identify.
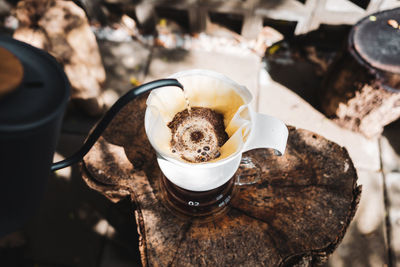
[0,36,183,237]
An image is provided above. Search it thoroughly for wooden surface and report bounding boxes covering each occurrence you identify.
[0,47,23,98]
[112,0,400,37]
[81,94,361,266]
[68,0,400,45]
[320,9,400,138]
[321,46,400,139]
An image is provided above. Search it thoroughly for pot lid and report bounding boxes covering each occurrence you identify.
[350,8,400,74]
[0,36,70,133]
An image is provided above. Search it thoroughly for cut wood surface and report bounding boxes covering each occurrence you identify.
[81,94,360,267]
[321,48,400,139]
[320,8,400,138]
[0,47,23,97]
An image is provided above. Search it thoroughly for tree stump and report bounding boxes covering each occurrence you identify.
[80,94,360,266]
[320,8,400,138]
[13,0,106,116]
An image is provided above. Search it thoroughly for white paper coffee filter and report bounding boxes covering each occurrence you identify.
[145,69,253,163]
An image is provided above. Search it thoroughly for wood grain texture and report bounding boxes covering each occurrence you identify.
[0,47,23,97]
[320,40,400,139]
[81,95,360,266]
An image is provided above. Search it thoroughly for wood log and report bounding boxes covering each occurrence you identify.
[13,0,106,116]
[320,8,400,138]
[80,94,360,266]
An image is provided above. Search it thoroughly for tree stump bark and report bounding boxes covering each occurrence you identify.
[320,8,400,138]
[13,0,106,116]
[80,93,360,266]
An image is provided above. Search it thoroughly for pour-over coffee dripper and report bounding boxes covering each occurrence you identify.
[145,69,288,219]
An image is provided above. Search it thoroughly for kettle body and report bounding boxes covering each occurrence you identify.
[0,117,65,236]
[0,36,70,237]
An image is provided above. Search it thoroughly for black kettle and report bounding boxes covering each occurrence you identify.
[0,36,183,237]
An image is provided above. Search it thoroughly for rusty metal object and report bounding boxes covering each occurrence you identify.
[350,8,400,91]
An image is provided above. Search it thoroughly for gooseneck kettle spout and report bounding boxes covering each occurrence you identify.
[0,37,185,238]
[51,78,184,171]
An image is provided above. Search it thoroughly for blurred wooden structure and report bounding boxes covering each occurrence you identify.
[126,0,400,37]
[13,0,106,116]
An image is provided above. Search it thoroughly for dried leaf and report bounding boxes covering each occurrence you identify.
[388,19,399,29]
[130,77,141,86]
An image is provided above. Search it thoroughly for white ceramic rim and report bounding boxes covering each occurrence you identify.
[145,69,256,169]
